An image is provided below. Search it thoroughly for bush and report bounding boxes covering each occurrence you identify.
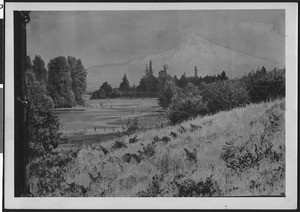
[126,117,139,134]
[221,101,285,172]
[166,82,208,124]
[202,79,250,114]
[158,80,177,109]
[136,174,220,197]
[139,143,156,158]
[109,88,122,98]
[167,94,208,124]
[122,153,141,163]
[30,149,80,197]
[171,175,220,197]
[242,68,285,103]
[137,175,162,197]
[111,140,127,150]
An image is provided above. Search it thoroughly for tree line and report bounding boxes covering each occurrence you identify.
[91,60,228,99]
[26,55,87,158]
[163,66,285,124]
[27,55,87,108]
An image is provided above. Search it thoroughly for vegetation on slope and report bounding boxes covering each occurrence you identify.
[29,99,285,197]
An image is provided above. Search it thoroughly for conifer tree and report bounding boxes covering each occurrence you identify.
[119,74,130,91]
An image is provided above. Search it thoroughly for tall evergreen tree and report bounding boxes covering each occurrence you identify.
[220,70,228,81]
[141,60,158,95]
[137,77,147,93]
[178,73,188,88]
[119,74,130,91]
[148,60,153,76]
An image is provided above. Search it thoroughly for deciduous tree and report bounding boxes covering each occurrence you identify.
[47,56,75,108]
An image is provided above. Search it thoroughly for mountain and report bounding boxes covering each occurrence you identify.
[86,33,283,92]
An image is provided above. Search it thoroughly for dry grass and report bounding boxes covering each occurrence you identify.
[30,99,285,197]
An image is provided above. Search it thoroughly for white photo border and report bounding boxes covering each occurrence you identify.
[4,2,298,210]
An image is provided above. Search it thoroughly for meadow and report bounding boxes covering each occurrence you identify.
[30,99,285,197]
[56,97,168,146]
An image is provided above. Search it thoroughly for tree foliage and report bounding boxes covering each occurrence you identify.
[167,83,208,124]
[47,56,75,108]
[26,58,61,158]
[178,73,188,88]
[101,81,113,95]
[202,80,250,114]
[158,80,177,109]
[68,56,87,105]
[119,74,130,92]
[242,67,285,103]
[157,64,172,90]
[167,93,208,124]
[136,78,147,93]
[91,86,106,99]
[32,55,47,82]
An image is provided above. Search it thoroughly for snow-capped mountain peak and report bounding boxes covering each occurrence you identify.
[86,33,283,91]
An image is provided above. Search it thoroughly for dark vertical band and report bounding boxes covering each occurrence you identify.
[14,11,29,197]
[0,19,3,84]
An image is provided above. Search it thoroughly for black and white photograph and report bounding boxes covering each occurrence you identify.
[4,2,297,210]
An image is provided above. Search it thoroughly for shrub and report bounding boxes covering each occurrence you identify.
[30,149,80,196]
[242,68,285,103]
[128,135,139,144]
[171,175,220,197]
[221,102,285,172]
[202,79,250,114]
[111,140,127,150]
[109,88,122,98]
[137,174,221,197]
[183,148,197,163]
[122,153,141,163]
[167,94,208,124]
[136,175,162,197]
[158,80,177,109]
[139,143,156,158]
[126,117,139,134]
[161,136,171,143]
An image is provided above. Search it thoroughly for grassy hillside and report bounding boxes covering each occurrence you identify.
[30,99,285,197]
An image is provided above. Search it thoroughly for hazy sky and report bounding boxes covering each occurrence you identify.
[27,10,285,69]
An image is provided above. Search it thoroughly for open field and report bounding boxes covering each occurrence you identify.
[31,99,285,197]
[56,97,168,146]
